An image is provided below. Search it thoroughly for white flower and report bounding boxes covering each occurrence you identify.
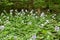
[39,24,45,28]
[30,10,34,14]
[6,16,9,19]
[17,13,20,15]
[46,20,49,23]
[31,34,36,40]
[15,9,18,12]
[52,14,56,19]
[41,24,44,27]
[35,16,38,18]
[47,9,50,12]
[14,36,17,38]
[25,9,28,12]
[53,14,56,16]
[27,21,32,25]
[0,25,5,30]
[44,20,49,25]
[40,12,45,17]
[10,9,13,14]
[55,26,60,32]
[21,9,24,12]
[15,9,18,15]
[21,9,25,14]
[52,16,55,19]
[10,9,13,12]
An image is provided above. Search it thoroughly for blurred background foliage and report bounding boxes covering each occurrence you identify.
[0,0,60,13]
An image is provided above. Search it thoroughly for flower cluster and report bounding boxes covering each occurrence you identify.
[0,9,60,40]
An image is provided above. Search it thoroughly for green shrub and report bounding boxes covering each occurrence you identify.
[0,12,60,40]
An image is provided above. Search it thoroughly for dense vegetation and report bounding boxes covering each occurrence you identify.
[0,0,60,40]
[0,11,60,40]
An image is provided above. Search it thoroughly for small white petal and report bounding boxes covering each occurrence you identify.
[47,9,50,12]
[21,9,24,12]
[53,14,56,16]
[30,10,34,13]
[6,16,9,19]
[55,26,60,32]
[15,9,18,12]
[32,34,36,38]
[39,24,44,28]
[0,25,5,30]
[10,9,13,14]
[25,9,28,12]
[41,24,44,27]
[46,20,49,23]
[31,34,36,40]
[35,16,38,18]
[40,12,45,17]
[10,9,13,12]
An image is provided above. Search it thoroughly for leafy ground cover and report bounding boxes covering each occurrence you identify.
[0,10,60,40]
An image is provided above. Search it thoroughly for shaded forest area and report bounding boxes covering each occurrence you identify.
[0,0,60,14]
